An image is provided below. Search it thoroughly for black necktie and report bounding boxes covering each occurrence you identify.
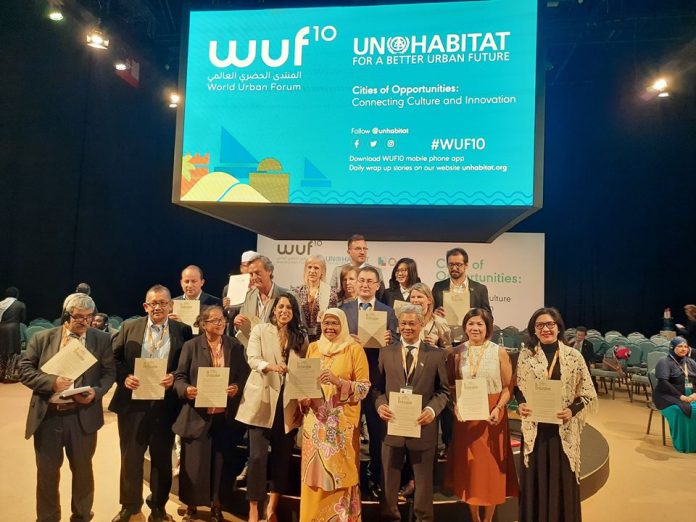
[405,346,415,382]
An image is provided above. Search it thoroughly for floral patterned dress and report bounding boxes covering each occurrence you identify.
[299,341,370,522]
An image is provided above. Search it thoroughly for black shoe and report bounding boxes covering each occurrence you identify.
[398,480,415,498]
[236,464,249,487]
[111,509,142,522]
[210,506,224,522]
[367,479,382,499]
[147,508,172,522]
[438,446,448,460]
[181,507,197,522]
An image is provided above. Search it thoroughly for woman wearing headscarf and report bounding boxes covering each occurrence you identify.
[515,307,597,522]
[173,305,250,522]
[235,294,308,522]
[653,336,696,452]
[299,308,371,522]
[293,255,338,342]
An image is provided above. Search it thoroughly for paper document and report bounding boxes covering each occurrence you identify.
[195,367,230,408]
[41,338,97,380]
[132,358,167,400]
[358,310,387,348]
[528,380,563,424]
[226,274,251,305]
[456,379,489,421]
[442,291,470,327]
[172,300,201,334]
[387,392,422,438]
[59,386,92,399]
[285,357,322,399]
[236,315,261,347]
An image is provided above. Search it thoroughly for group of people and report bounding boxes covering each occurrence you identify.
[18,235,603,522]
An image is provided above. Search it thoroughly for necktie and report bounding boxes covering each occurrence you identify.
[360,302,372,311]
[405,346,415,381]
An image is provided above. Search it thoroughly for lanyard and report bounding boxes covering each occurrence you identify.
[468,342,488,378]
[536,346,559,379]
[147,323,169,357]
[670,355,690,379]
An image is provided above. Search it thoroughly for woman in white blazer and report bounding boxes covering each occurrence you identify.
[236,293,308,522]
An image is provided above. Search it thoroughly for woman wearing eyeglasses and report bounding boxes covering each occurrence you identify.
[383,258,421,308]
[515,307,597,522]
[173,305,250,522]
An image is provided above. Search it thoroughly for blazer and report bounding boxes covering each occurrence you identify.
[375,341,450,451]
[432,277,491,313]
[108,317,193,420]
[235,322,305,432]
[174,291,222,307]
[172,334,250,439]
[341,299,399,341]
[19,327,116,439]
[0,300,26,324]
[382,287,411,308]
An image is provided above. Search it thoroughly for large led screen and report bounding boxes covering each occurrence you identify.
[176,0,539,207]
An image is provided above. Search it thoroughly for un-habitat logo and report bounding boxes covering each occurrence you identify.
[209,26,337,68]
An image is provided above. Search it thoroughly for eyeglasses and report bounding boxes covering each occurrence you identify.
[357,278,377,285]
[534,321,557,331]
[447,263,466,269]
[146,300,170,308]
[395,268,408,274]
[70,314,94,323]
[204,318,226,325]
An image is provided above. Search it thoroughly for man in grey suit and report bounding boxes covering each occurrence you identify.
[432,247,491,314]
[341,265,398,498]
[376,304,450,522]
[19,293,115,522]
[109,285,193,522]
[233,254,296,347]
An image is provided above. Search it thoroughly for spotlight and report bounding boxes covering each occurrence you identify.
[47,0,64,21]
[168,92,180,108]
[651,78,667,92]
[48,9,64,21]
[114,59,129,71]
[86,25,109,50]
[657,92,670,98]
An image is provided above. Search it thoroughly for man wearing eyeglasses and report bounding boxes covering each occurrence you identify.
[109,285,193,522]
[432,247,491,316]
[328,234,385,295]
[341,266,398,499]
[20,292,115,522]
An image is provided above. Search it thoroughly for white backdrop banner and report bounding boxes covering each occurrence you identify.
[257,232,544,328]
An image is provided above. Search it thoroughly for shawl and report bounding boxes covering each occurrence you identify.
[0,297,16,321]
[516,341,598,481]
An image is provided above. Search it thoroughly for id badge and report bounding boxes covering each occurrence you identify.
[400,386,413,394]
[685,382,693,395]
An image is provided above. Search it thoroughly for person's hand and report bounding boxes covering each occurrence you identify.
[223,297,231,308]
[416,408,435,426]
[424,333,439,346]
[72,388,96,405]
[680,395,691,403]
[168,313,180,321]
[488,406,502,425]
[52,376,73,393]
[234,314,250,328]
[319,369,339,386]
[517,402,531,418]
[124,375,140,390]
[350,334,363,345]
[160,373,174,389]
[226,384,239,398]
[264,363,288,375]
[378,404,394,421]
[186,386,198,400]
[383,330,393,345]
[556,408,572,423]
[299,398,312,409]
[433,307,446,318]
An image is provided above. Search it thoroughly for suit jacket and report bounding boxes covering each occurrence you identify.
[0,300,26,324]
[172,335,250,439]
[432,278,491,313]
[19,327,116,439]
[235,323,305,432]
[579,339,595,368]
[238,284,292,324]
[382,288,411,308]
[174,291,222,307]
[375,341,450,451]
[108,317,193,421]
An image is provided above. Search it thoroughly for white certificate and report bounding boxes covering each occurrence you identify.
[195,367,230,408]
[226,274,251,305]
[132,358,167,400]
[235,315,261,347]
[387,391,422,438]
[40,338,98,380]
[528,380,563,424]
[442,291,470,327]
[285,357,322,399]
[456,379,489,421]
[358,310,387,348]
[172,300,201,334]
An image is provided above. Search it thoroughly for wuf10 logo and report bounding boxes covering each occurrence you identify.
[209,26,337,68]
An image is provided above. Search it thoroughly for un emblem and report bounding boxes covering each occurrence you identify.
[387,36,409,54]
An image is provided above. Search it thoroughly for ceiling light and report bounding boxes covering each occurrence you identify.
[652,78,667,92]
[86,26,109,50]
[657,92,670,98]
[114,60,128,71]
[168,92,180,108]
[48,9,64,21]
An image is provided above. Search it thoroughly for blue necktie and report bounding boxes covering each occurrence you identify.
[360,303,372,311]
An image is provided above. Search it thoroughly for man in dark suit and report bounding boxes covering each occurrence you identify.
[174,264,222,306]
[341,265,398,498]
[19,292,115,522]
[109,285,193,522]
[432,247,491,314]
[376,304,450,522]
[574,326,596,370]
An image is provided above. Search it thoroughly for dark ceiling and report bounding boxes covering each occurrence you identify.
[68,0,696,87]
